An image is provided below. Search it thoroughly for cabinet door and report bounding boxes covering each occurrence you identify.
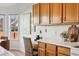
[46,43,56,56]
[46,43,56,51]
[38,42,46,56]
[38,42,45,49]
[57,46,70,56]
[40,3,49,25]
[46,50,56,56]
[32,4,39,25]
[63,3,79,23]
[50,3,63,24]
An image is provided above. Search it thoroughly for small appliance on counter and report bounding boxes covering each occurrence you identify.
[67,25,79,42]
[34,35,42,41]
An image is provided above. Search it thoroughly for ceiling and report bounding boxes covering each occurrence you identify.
[0,3,33,14]
[0,3,17,7]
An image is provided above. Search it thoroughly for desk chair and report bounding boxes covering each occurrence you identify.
[23,37,38,56]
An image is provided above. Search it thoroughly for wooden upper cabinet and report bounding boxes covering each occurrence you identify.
[39,3,49,25]
[63,3,79,23]
[32,3,79,25]
[32,4,39,25]
[49,3,63,24]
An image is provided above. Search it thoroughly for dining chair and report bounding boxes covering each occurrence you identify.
[23,37,38,56]
[0,36,9,50]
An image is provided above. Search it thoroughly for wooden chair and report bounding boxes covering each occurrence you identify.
[0,36,9,50]
[23,37,38,56]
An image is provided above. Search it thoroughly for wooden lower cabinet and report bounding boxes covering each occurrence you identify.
[46,43,56,56]
[38,42,70,56]
[57,46,70,56]
[38,42,45,49]
[46,50,56,56]
[38,48,45,56]
[57,53,67,56]
[38,42,46,56]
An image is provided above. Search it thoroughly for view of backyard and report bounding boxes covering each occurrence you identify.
[10,15,18,39]
[0,15,18,39]
[0,15,4,37]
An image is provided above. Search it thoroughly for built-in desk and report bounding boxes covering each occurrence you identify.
[33,44,38,50]
[32,41,38,50]
[32,40,79,56]
[37,40,71,56]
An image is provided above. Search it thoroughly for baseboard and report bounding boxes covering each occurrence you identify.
[10,48,25,53]
[10,48,18,50]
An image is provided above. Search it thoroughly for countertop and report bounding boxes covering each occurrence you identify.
[37,40,79,48]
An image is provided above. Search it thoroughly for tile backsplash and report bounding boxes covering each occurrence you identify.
[32,25,79,43]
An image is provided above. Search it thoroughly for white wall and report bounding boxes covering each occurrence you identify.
[19,13,31,52]
[31,25,79,43]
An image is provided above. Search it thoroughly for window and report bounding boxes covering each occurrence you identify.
[0,15,4,36]
[10,15,18,40]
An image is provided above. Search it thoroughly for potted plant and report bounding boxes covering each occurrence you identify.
[60,31,68,42]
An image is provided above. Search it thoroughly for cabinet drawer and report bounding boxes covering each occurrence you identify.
[57,46,70,55]
[46,50,56,56]
[38,48,45,56]
[46,43,56,51]
[57,53,67,56]
[38,42,45,49]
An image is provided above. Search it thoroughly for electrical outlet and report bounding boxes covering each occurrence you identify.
[45,29,47,32]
